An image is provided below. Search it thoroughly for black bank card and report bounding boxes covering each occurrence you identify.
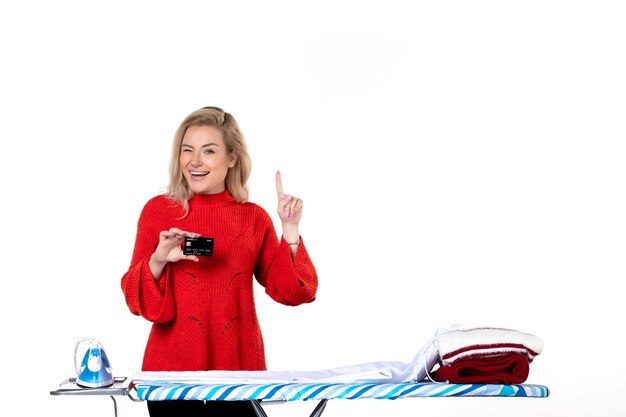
[183,236,214,256]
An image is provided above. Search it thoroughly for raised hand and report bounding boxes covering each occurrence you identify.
[276,170,303,224]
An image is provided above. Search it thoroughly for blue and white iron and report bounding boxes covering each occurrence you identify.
[74,338,114,388]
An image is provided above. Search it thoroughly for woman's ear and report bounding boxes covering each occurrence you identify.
[228,152,238,168]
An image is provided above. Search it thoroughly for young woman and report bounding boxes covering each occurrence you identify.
[121,106,318,417]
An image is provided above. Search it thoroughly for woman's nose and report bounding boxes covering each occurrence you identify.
[191,152,203,165]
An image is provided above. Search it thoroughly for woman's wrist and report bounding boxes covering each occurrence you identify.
[281,223,299,245]
[149,254,167,280]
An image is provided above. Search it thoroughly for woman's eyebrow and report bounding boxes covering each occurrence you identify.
[181,143,220,148]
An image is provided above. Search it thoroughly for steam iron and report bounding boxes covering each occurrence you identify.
[74,338,114,388]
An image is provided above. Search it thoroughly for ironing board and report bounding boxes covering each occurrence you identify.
[133,380,550,417]
[51,377,549,417]
[52,324,550,417]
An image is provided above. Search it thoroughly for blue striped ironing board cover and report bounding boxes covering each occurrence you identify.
[133,380,550,402]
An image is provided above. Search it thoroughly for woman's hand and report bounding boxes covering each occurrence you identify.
[276,170,302,257]
[276,170,303,224]
[149,228,200,279]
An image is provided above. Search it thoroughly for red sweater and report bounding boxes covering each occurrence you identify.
[121,190,318,372]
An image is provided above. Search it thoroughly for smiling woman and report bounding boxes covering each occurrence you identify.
[119,106,318,417]
[179,125,237,196]
[167,107,251,215]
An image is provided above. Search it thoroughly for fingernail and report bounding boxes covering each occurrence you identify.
[285,209,290,217]
[284,194,292,202]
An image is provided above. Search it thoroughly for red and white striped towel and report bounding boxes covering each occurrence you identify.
[435,327,543,366]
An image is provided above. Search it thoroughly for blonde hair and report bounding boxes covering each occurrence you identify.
[166,107,251,215]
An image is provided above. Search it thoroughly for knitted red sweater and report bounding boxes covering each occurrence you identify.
[121,190,318,372]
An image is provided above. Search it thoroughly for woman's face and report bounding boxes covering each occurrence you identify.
[180,125,236,194]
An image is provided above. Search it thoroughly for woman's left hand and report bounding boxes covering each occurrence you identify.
[276,170,303,224]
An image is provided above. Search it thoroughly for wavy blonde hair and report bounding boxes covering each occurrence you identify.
[166,107,251,215]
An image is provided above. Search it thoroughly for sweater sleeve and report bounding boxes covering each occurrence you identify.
[254,212,318,306]
[120,200,176,323]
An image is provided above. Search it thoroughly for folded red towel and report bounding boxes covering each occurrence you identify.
[430,353,530,384]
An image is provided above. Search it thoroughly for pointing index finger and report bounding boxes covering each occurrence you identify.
[275,170,285,199]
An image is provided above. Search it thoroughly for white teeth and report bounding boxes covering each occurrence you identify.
[191,171,209,176]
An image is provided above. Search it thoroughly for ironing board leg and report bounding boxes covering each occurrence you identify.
[251,400,268,417]
[110,396,118,417]
[309,399,328,417]
[250,399,328,417]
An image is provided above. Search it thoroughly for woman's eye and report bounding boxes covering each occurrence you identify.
[204,149,215,154]
[182,148,192,152]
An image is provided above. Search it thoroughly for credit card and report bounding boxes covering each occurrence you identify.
[183,236,214,256]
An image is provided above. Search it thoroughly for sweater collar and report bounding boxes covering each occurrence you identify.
[188,189,236,208]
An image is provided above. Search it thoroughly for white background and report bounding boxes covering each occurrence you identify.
[1,1,624,416]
